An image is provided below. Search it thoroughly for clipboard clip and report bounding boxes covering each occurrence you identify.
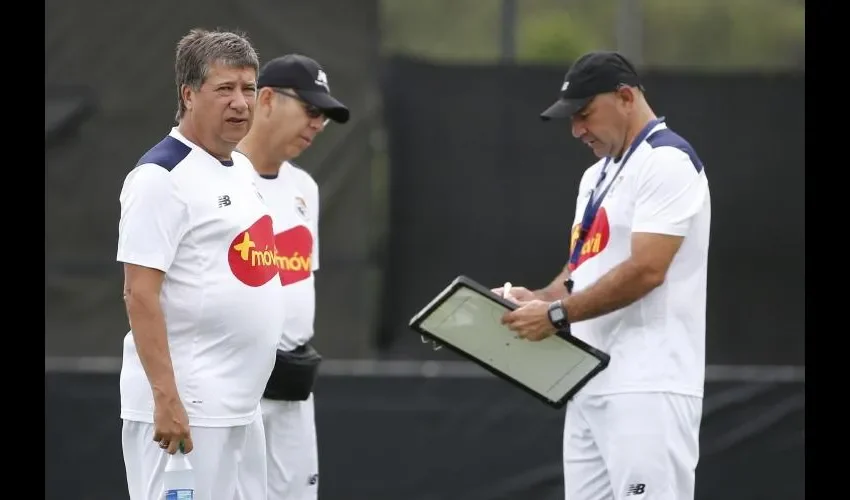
[420,335,443,351]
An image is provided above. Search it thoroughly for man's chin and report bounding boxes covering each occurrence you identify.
[284,144,306,160]
[221,131,249,146]
[590,144,611,159]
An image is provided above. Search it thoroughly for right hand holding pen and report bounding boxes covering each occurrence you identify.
[152,393,193,455]
[491,283,536,303]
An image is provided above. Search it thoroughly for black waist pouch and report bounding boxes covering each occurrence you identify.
[263,343,322,401]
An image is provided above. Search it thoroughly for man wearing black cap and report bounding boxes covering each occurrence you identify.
[233,54,349,500]
[498,51,711,500]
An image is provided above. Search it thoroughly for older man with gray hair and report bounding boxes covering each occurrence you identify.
[117,27,285,500]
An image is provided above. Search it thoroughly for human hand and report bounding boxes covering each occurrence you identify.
[153,394,193,455]
[501,299,557,341]
[491,284,536,303]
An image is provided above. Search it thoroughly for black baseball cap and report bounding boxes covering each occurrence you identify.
[540,51,643,121]
[257,54,350,124]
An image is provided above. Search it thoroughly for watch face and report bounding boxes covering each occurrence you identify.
[550,307,564,322]
[548,302,569,331]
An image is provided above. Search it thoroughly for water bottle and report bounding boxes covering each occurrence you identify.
[163,443,194,500]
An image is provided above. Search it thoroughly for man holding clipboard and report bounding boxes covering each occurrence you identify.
[497,52,711,500]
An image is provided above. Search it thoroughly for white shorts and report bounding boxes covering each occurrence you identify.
[261,394,319,500]
[122,413,266,500]
[563,392,702,500]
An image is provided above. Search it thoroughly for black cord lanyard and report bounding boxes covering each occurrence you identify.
[567,117,665,271]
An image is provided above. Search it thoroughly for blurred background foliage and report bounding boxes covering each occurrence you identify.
[380,0,805,69]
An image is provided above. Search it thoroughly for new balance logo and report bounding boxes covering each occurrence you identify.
[626,483,646,496]
[218,195,231,207]
[315,70,329,91]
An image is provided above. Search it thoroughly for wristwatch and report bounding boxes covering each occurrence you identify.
[547,300,570,332]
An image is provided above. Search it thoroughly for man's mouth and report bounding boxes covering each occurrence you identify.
[226,118,247,124]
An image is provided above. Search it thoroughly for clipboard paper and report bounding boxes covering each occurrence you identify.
[409,275,610,409]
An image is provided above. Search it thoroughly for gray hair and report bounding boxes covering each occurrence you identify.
[173,28,260,122]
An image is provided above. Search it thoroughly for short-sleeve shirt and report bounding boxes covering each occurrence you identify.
[233,153,320,351]
[568,121,712,397]
[117,128,286,427]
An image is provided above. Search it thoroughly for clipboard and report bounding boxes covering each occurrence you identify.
[409,275,610,409]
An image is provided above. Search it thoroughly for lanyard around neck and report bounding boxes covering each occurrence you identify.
[568,117,665,267]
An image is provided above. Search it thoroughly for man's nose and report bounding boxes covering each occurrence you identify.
[230,91,251,111]
[571,118,585,139]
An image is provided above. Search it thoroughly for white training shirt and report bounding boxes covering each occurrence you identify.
[568,120,711,398]
[116,128,286,427]
[233,153,320,351]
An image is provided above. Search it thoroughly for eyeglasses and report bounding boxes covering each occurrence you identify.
[271,88,330,127]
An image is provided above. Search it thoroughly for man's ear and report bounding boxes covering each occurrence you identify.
[618,86,636,105]
[181,84,195,112]
[258,88,276,116]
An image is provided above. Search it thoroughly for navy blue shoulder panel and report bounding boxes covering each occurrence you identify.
[646,128,704,173]
[136,136,192,171]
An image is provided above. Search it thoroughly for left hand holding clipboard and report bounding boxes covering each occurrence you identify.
[501,299,558,342]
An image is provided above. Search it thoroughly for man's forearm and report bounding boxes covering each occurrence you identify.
[125,292,178,399]
[561,258,663,323]
[534,264,572,301]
